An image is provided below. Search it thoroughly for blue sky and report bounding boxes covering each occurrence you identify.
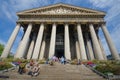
[0,0,120,55]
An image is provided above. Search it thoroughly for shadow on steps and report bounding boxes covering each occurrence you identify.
[0,75,9,79]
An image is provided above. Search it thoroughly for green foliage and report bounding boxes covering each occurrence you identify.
[0,43,4,56]
[2,58,14,62]
[1,58,28,62]
[0,61,13,70]
[94,60,120,75]
[70,59,77,65]
[39,59,46,64]
[13,58,29,63]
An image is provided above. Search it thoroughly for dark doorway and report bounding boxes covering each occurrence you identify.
[55,49,64,58]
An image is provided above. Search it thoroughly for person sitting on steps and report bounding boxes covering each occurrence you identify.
[31,63,40,77]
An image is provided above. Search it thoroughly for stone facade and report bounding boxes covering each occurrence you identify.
[1,3,120,60]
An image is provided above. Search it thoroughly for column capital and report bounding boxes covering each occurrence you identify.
[98,22,106,27]
[28,23,32,26]
[53,23,57,26]
[64,23,69,26]
[16,23,21,26]
[101,23,106,27]
[40,23,44,27]
[77,23,81,26]
[40,22,44,25]
[89,23,93,26]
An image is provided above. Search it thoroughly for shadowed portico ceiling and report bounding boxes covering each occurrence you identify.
[17,3,105,16]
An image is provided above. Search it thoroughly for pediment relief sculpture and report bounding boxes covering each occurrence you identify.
[29,7,94,14]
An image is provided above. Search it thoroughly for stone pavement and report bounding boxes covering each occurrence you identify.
[0,63,106,80]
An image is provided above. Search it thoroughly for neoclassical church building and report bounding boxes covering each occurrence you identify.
[1,3,120,60]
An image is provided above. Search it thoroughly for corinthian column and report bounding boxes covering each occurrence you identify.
[15,23,32,58]
[101,24,120,60]
[64,23,71,60]
[89,24,104,60]
[77,24,87,60]
[1,23,21,58]
[27,33,36,59]
[49,23,57,59]
[85,33,94,60]
[32,23,44,59]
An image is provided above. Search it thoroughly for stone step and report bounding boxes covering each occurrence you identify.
[1,64,106,80]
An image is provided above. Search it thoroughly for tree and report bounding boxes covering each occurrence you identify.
[0,44,4,56]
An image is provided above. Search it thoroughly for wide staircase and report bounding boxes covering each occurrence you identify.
[0,63,106,80]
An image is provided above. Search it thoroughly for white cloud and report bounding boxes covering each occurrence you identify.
[1,1,17,22]
[105,4,120,22]
[89,0,114,8]
[0,0,52,21]
[89,0,120,21]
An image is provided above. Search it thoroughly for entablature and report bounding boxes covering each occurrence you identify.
[17,19,105,23]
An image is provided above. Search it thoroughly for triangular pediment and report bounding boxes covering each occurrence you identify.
[17,3,105,15]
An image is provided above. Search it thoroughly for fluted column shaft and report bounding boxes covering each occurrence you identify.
[32,23,44,59]
[1,24,21,58]
[77,24,87,60]
[89,24,104,60]
[101,24,120,60]
[76,41,81,60]
[39,39,46,60]
[49,23,57,59]
[64,23,71,60]
[98,37,107,60]
[27,33,36,59]
[15,23,32,58]
[85,33,94,60]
